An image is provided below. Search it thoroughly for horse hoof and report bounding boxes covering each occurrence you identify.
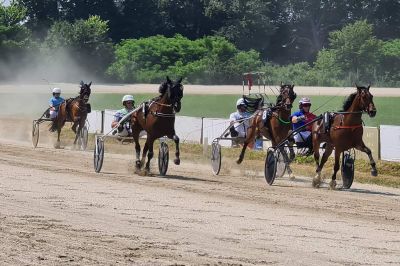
[236,159,242,165]
[312,178,320,188]
[371,169,378,177]
[135,160,142,169]
[289,174,296,181]
[144,168,150,176]
[329,180,337,190]
[174,158,180,165]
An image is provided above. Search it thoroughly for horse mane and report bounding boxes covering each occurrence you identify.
[341,92,357,111]
[158,81,168,95]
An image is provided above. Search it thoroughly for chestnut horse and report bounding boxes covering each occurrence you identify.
[50,81,91,148]
[312,85,377,189]
[236,84,297,176]
[130,77,183,174]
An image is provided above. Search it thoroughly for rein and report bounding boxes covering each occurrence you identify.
[333,124,363,130]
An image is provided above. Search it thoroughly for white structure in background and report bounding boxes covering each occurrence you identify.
[380,125,400,162]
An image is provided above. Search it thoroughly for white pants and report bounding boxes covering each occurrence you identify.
[49,110,58,119]
[234,122,247,138]
[294,131,311,143]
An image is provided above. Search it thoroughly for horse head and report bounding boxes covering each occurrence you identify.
[159,76,184,112]
[277,83,296,111]
[79,81,92,102]
[355,84,376,117]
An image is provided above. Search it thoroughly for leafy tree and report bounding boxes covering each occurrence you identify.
[0,2,31,58]
[107,34,261,84]
[204,0,278,54]
[43,15,114,77]
[15,0,60,38]
[327,20,382,83]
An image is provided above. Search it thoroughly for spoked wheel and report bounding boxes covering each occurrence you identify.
[275,148,287,178]
[32,120,40,148]
[158,142,169,176]
[341,149,355,189]
[211,141,222,175]
[264,149,278,185]
[94,136,105,173]
[79,125,89,151]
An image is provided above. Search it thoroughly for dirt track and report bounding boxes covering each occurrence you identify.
[0,118,399,265]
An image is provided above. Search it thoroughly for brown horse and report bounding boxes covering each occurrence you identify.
[237,84,297,175]
[312,85,377,189]
[50,81,91,148]
[130,77,183,174]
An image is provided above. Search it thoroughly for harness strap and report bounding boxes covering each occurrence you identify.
[333,124,363,130]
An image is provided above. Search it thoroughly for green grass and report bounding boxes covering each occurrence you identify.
[1,92,399,126]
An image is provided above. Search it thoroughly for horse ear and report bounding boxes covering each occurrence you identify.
[280,81,283,86]
[166,76,172,83]
[291,84,294,89]
[177,77,183,84]
[89,81,92,87]
[367,83,371,90]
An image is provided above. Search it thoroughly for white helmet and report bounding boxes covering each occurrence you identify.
[52,87,61,94]
[299,97,311,105]
[236,98,245,107]
[122,95,134,104]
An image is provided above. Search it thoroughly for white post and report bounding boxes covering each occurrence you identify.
[203,137,208,157]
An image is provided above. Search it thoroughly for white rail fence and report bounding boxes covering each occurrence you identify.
[87,110,400,162]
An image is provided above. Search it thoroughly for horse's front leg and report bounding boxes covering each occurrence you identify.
[329,149,341,190]
[237,124,256,164]
[144,139,154,175]
[312,144,333,188]
[132,131,141,169]
[356,142,378,176]
[55,128,61,149]
[168,134,180,165]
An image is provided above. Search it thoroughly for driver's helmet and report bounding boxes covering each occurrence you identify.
[122,95,135,105]
[299,97,311,106]
[236,98,246,108]
[52,87,61,94]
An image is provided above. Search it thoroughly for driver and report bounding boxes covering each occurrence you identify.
[229,98,251,138]
[291,97,317,151]
[49,87,65,119]
[112,95,135,137]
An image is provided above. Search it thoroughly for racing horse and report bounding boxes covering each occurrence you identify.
[50,81,91,148]
[312,84,377,189]
[236,84,297,176]
[130,77,183,174]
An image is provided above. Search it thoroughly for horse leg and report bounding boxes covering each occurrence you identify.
[236,127,256,164]
[280,146,295,180]
[132,131,141,169]
[329,149,341,190]
[313,144,333,188]
[140,141,149,168]
[144,140,154,175]
[55,128,61,149]
[356,142,378,176]
[168,134,180,165]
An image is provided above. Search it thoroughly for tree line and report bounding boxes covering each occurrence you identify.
[0,0,399,86]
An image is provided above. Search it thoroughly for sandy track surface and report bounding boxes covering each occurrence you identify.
[1,83,399,96]
[0,119,400,265]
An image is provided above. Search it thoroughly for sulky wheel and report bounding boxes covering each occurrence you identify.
[32,120,40,148]
[264,149,278,185]
[275,148,287,179]
[341,149,355,189]
[94,137,105,173]
[211,142,222,175]
[79,125,89,151]
[158,141,169,176]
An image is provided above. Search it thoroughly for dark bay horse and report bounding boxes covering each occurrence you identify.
[50,81,91,148]
[236,84,297,177]
[130,77,183,174]
[312,85,377,189]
